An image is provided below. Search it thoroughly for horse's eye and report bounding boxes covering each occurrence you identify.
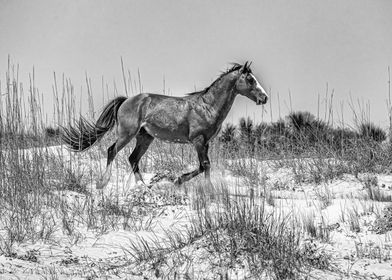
[246,76,254,84]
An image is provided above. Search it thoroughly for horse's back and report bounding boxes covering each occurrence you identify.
[116,93,192,142]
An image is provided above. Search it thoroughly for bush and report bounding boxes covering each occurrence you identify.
[239,117,256,151]
[287,111,316,133]
[358,122,386,142]
[219,123,236,143]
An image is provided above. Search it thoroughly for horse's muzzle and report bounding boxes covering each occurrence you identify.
[256,96,268,105]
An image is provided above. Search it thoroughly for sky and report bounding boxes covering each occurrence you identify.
[1,0,392,127]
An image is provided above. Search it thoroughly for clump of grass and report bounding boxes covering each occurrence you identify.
[358,122,386,143]
[219,123,237,144]
[288,155,348,185]
[301,211,331,242]
[355,240,391,262]
[362,175,392,202]
[300,241,331,270]
[45,126,61,138]
[227,158,266,187]
[62,168,88,194]
[347,206,361,233]
[372,204,392,234]
[314,184,334,209]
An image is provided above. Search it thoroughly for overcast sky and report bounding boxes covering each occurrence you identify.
[1,0,392,127]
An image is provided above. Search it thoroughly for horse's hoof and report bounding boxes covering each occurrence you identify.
[136,180,147,188]
[173,178,182,187]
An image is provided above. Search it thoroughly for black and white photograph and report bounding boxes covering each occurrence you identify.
[1,0,392,279]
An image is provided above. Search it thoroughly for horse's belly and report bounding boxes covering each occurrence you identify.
[142,123,190,143]
[143,103,191,143]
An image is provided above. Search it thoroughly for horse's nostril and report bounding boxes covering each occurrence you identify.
[258,98,267,105]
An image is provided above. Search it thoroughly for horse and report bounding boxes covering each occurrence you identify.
[61,62,268,189]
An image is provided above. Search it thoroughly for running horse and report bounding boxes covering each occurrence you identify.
[62,62,268,189]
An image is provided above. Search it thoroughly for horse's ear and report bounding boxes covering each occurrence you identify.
[248,61,252,71]
[240,61,248,73]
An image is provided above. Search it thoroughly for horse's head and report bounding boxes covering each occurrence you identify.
[235,62,268,105]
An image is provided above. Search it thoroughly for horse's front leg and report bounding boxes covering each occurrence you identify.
[174,138,212,186]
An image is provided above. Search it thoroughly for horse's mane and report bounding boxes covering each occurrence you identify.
[187,62,252,96]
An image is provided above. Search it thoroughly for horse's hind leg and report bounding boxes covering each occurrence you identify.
[96,134,133,189]
[129,129,154,186]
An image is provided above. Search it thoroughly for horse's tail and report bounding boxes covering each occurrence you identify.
[61,96,128,151]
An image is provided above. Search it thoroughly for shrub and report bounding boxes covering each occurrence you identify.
[219,123,236,143]
[239,117,256,151]
[358,122,386,142]
[287,111,316,133]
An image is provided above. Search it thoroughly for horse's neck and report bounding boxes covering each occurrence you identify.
[202,74,238,123]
